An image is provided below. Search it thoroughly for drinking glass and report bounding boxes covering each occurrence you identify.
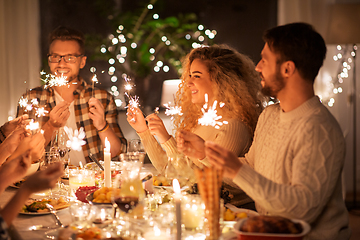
[127,139,145,154]
[50,127,70,168]
[112,153,145,236]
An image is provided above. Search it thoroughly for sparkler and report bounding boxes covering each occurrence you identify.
[163,102,183,120]
[42,73,68,89]
[91,74,98,98]
[63,126,86,151]
[198,94,228,129]
[26,119,40,134]
[35,107,49,118]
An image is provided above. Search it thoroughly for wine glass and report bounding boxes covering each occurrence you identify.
[112,153,145,236]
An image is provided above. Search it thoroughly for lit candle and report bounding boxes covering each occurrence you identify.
[173,179,181,240]
[104,137,111,187]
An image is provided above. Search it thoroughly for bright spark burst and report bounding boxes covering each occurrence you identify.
[18,96,28,108]
[163,102,183,119]
[92,74,99,83]
[43,73,68,88]
[35,107,49,117]
[63,126,86,151]
[26,119,40,131]
[128,95,140,109]
[198,94,228,129]
[124,76,133,92]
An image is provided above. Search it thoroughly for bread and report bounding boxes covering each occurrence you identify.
[240,216,303,234]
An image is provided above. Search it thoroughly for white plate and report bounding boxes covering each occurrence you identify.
[20,207,68,215]
[225,203,259,218]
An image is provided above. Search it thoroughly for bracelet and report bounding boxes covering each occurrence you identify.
[98,122,109,133]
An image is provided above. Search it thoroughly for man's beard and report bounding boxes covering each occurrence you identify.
[261,69,285,98]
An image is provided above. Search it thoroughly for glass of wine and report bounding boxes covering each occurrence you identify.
[112,152,145,236]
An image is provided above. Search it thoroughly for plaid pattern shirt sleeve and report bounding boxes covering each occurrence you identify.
[16,78,126,163]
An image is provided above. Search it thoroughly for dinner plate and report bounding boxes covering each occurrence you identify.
[20,207,68,216]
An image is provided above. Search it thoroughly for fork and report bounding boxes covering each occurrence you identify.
[45,203,64,228]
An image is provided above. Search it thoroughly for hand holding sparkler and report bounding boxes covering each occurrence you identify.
[205,141,242,180]
[88,98,107,131]
[48,101,70,129]
[7,132,45,164]
[145,113,171,144]
[126,105,148,133]
[0,114,30,137]
[176,130,206,160]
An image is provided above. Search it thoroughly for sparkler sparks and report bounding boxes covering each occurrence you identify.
[63,126,86,151]
[198,94,228,129]
[35,107,49,117]
[42,73,68,88]
[26,119,40,131]
[163,102,183,119]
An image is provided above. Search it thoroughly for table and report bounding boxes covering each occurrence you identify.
[0,164,237,240]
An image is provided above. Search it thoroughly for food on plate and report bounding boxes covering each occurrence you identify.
[223,208,248,221]
[21,197,69,213]
[240,215,303,234]
[75,186,99,203]
[58,226,102,240]
[153,175,171,186]
[92,187,120,203]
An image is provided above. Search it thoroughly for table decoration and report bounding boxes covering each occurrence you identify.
[173,179,182,240]
[181,194,205,230]
[104,137,111,187]
[68,167,95,197]
[195,167,223,240]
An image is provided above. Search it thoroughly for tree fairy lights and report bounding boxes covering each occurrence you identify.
[319,44,357,107]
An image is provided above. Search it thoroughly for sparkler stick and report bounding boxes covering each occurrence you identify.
[198,94,228,129]
[91,74,98,98]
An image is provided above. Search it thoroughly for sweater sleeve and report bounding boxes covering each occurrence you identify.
[233,118,345,223]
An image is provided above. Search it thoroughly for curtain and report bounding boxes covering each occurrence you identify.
[0,0,40,125]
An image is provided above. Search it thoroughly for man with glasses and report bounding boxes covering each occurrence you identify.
[16,26,126,166]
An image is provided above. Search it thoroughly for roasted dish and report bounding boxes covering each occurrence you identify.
[240,215,303,234]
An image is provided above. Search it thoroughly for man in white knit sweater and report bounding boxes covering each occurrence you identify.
[184,23,351,239]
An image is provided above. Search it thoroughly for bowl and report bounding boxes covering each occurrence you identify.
[233,218,311,240]
[26,162,40,176]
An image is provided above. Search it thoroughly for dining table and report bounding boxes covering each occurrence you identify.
[0,163,238,240]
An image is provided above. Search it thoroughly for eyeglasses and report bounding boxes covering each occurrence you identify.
[47,54,83,63]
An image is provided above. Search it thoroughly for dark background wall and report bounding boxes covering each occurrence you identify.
[39,0,277,109]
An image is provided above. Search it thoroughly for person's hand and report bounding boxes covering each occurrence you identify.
[0,114,30,137]
[48,101,70,128]
[205,141,243,179]
[176,130,206,159]
[146,113,170,143]
[8,132,45,163]
[1,126,29,158]
[22,161,64,193]
[126,106,148,133]
[88,97,107,130]
[0,150,32,187]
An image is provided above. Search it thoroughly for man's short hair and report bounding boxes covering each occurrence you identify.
[264,22,327,82]
[49,26,85,54]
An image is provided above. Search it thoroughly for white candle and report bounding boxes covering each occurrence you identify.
[173,179,181,240]
[104,137,111,187]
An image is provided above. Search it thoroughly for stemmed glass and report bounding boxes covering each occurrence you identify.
[112,152,145,236]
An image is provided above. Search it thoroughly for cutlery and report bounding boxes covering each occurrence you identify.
[45,203,64,228]
[89,153,104,171]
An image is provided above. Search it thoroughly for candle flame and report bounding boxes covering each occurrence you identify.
[105,137,111,152]
[173,179,181,194]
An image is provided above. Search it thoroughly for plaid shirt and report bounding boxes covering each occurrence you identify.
[17,78,126,162]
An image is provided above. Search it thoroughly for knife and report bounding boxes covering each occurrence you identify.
[89,153,104,171]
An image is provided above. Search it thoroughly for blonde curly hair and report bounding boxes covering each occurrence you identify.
[173,45,264,135]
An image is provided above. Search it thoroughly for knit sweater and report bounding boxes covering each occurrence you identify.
[138,118,254,206]
[233,96,351,240]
